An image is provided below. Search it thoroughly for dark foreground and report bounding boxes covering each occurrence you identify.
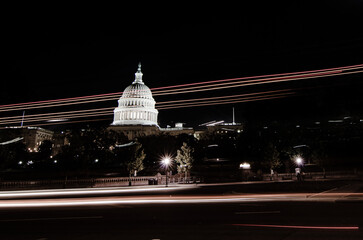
[0,181,362,240]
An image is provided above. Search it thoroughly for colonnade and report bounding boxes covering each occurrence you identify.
[115,110,157,122]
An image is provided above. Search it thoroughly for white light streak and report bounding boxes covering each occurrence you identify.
[0,65,362,127]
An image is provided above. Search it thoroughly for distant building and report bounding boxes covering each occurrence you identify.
[0,127,54,152]
[194,120,244,140]
[159,122,194,136]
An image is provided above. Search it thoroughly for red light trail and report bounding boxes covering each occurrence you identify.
[0,64,362,127]
[0,64,361,112]
[0,90,295,125]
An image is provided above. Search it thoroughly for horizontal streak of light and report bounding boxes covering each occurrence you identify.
[0,68,349,114]
[0,92,294,125]
[0,193,298,208]
[231,223,359,230]
[0,110,113,125]
[0,89,292,122]
[1,69,361,126]
[235,211,281,215]
[0,186,187,199]
[0,64,362,112]
[1,63,361,109]
[1,96,293,126]
[0,67,360,113]
[157,95,292,110]
[150,63,363,91]
[153,69,363,96]
[3,94,291,126]
[1,118,113,129]
[0,66,344,112]
[0,216,104,222]
[152,70,341,95]
[0,198,253,208]
[0,191,362,208]
[155,89,292,105]
[0,107,114,121]
[0,95,119,113]
[158,93,295,109]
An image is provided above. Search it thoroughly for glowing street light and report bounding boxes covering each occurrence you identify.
[162,157,171,187]
[163,157,171,166]
[295,157,303,166]
[239,162,251,170]
[295,156,304,181]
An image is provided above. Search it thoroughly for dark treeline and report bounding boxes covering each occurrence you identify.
[1,118,363,180]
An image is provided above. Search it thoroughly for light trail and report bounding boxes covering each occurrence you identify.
[152,70,341,95]
[1,63,362,109]
[0,137,24,145]
[0,89,293,123]
[0,186,191,199]
[154,69,363,96]
[155,89,292,105]
[8,118,113,128]
[0,95,119,113]
[0,69,338,112]
[231,223,359,230]
[0,192,362,208]
[0,107,114,121]
[158,93,296,110]
[158,96,290,110]
[0,91,295,125]
[0,66,361,126]
[0,110,113,125]
[0,64,362,112]
[0,89,291,122]
[1,67,360,123]
[150,63,363,91]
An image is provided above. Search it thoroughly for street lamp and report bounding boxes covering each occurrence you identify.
[162,157,171,187]
[295,156,303,181]
[295,156,303,166]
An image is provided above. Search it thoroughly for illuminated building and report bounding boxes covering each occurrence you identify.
[109,63,160,139]
[111,63,158,126]
[0,127,53,152]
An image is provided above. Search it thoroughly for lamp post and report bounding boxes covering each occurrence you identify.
[295,156,303,181]
[162,157,171,187]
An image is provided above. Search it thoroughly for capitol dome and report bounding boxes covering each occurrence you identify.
[112,63,159,126]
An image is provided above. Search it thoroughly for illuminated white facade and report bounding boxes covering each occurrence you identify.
[112,63,158,126]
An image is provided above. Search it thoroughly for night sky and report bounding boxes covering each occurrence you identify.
[2,2,363,128]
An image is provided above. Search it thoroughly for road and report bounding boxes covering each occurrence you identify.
[0,181,362,239]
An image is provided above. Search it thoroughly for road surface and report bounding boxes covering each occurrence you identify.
[0,181,362,239]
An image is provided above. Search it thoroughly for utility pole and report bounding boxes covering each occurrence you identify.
[232,107,235,125]
[20,111,25,127]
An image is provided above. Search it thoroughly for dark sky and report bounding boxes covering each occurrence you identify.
[2,2,363,127]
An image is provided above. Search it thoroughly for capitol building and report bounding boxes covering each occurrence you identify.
[109,63,241,140]
[111,63,158,126]
[109,63,194,139]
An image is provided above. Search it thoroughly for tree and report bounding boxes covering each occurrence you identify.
[175,142,194,180]
[125,142,146,186]
[263,142,281,172]
[36,140,53,168]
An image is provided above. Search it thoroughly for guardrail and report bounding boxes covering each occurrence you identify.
[0,175,202,190]
[262,170,362,181]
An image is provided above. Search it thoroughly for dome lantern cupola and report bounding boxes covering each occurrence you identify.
[133,62,144,84]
